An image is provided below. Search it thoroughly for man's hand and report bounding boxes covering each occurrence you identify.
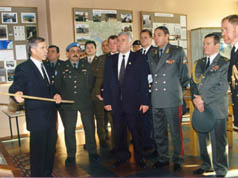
[53,94,62,104]
[96,94,103,101]
[139,105,149,114]
[14,91,24,103]
[104,105,112,111]
[193,94,204,112]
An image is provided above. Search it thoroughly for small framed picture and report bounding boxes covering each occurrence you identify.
[0,25,8,40]
[21,12,36,23]
[1,12,18,24]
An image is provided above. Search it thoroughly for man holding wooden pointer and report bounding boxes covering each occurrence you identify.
[9,37,62,177]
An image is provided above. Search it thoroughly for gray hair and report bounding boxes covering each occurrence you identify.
[27,37,45,56]
[118,32,133,43]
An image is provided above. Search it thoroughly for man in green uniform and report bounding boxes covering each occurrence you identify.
[83,40,107,147]
[54,42,99,167]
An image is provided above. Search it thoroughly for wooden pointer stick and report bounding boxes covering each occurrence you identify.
[0,92,74,104]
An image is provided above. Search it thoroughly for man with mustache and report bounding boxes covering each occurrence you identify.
[54,42,99,166]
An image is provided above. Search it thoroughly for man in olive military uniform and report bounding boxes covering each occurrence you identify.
[54,42,99,166]
[148,26,189,171]
[83,40,107,147]
[190,33,229,177]
[44,45,64,84]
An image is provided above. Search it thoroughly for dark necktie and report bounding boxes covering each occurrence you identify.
[231,46,236,58]
[159,49,163,58]
[119,55,126,86]
[205,57,210,70]
[142,49,146,55]
[41,63,49,85]
[73,63,77,69]
[50,63,55,69]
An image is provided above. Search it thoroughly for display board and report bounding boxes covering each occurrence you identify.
[140,11,187,55]
[0,6,38,83]
[73,8,133,56]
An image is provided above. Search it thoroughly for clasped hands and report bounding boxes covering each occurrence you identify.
[193,94,204,112]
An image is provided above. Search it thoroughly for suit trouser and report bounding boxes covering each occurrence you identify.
[152,106,184,164]
[30,128,57,177]
[198,118,228,176]
[139,106,155,150]
[92,99,106,143]
[232,104,238,126]
[105,111,115,149]
[59,108,97,157]
[113,111,144,162]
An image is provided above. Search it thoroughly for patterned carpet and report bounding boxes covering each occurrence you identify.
[11,153,30,177]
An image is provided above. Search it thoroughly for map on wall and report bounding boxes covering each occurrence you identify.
[73,8,133,56]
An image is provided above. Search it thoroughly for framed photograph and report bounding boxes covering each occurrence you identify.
[93,11,101,22]
[75,11,88,22]
[21,12,36,23]
[4,60,16,69]
[26,25,37,39]
[121,24,133,32]
[0,25,8,40]
[121,14,132,23]
[1,12,18,24]
[6,69,15,82]
[75,24,89,34]
[143,15,151,28]
[0,40,13,50]
[105,13,117,22]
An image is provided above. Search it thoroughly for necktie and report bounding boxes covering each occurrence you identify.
[50,63,55,69]
[231,46,236,58]
[205,57,210,69]
[159,49,163,58]
[73,63,77,69]
[119,55,125,86]
[41,63,50,85]
[142,49,146,55]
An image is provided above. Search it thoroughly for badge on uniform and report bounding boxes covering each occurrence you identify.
[183,57,188,64]
[166,59,175,64]
[165,48,169,54]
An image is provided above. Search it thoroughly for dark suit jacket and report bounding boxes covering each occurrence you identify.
[138,45,155,62]
[103,51,150,114]
[9,59,57,131]
[228,49,238,104]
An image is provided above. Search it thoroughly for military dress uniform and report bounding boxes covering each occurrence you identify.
[54,59,97,160]
[84,55,107,146]
[147,43,189,167]
[43,59,64,84]
[190,54,229,177]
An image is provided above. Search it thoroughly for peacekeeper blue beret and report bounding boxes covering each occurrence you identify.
[66,42,80,51]
[192,105,216,133]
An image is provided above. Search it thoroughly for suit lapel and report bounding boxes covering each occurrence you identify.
[125,51,134,75]
[29,59,48,87]
[112,53,119,82]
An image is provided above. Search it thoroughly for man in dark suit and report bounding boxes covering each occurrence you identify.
[147,26,189,171]
[44,45,64,84]
[9,37,62,177]
[221,15,238,128]
[190,33,229,177]
[103,32,150,168]
[139,29,156,155]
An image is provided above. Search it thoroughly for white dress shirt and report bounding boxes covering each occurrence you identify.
[207,52,219,66]
[118,51,130,78]
[31,57,50,82]
[142,45,152,55]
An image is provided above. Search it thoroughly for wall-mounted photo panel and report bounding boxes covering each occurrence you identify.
[21,12,36,23]
[75,24,89,35]
[13,26,25,41]
[1,12,18,24]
